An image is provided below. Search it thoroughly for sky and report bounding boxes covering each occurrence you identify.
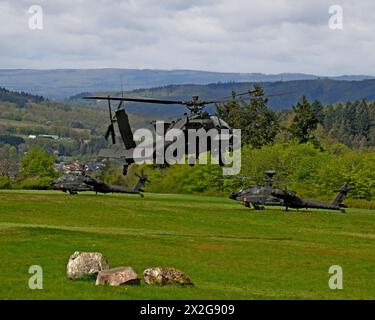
[0,0,375,75]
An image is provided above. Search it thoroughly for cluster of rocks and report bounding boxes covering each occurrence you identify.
[66,251,193,287]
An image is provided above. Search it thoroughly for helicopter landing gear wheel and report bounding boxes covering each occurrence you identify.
[243,201,251,208]
[122,164,129,176]
[219,151,225,167]
[253,204,265,210]
[188,155,196,167]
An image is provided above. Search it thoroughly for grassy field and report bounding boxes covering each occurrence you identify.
[0,190,374,300]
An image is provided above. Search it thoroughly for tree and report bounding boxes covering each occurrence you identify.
[289,96,319,144]
[321,100,374,148]
[19,147,56,178]
[217,84,279,148]
[312,100,324,124]
[0,149,11,178]
[246,84,280,148]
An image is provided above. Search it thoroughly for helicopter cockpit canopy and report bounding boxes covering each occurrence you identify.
[210,116,231,129]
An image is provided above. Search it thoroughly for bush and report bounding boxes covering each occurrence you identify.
[139,142,375,203]
[14,177,54,190]
[344,199,375,210]
[19,146,57,179]
[0,177,11,189]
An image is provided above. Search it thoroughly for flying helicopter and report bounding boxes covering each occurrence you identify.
[229,171,352,212]
[83,89,294,175]
[51,170,149,195]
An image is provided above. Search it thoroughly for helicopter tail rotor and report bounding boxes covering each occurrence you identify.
[105,123,116,145]
[135,169,151,183]
[105,97,116,145]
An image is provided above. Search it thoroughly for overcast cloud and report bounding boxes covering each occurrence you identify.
[0,0,374,75]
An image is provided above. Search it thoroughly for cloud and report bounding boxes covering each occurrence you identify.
[0,0,374,75]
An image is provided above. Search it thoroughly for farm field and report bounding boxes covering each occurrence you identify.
[0,190,374,300]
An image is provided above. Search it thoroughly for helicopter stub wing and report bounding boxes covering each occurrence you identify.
[98,134,182,162]
[98,146,134,159]
[271,189,298,201]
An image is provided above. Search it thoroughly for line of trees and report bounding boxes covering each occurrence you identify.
[217,84,374,150]
[321,100,375,148]
[140,142,374,204]
[0,87,44,107]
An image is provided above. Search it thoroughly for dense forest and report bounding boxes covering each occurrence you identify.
[0,87,44,107]
[321,101,375,148]
[216,86,374,149]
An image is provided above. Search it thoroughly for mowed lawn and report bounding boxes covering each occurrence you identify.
[0,190,374,300]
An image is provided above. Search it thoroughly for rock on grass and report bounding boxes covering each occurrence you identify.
[96,267,141,286]
[67,251,109,280]
[143,267,193,285]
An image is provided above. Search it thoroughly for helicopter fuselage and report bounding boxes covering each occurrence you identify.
[230,185,285,208]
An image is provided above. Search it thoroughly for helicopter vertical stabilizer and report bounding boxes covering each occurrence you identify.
[133,170,150,192]
[331,182,352,206]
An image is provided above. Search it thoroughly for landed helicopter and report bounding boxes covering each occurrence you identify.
[229,170,285,209]
[229,171,352,212]
[51,170,149,195]
[84,89,293,175]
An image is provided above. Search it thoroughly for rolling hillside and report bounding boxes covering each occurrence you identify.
[78,79,375,118]
[0,69,374,99]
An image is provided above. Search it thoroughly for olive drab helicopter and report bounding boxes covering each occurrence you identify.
[229,170,285,209]
[230,171,352,212]
[51,170,149,195]
[83,90,292,175]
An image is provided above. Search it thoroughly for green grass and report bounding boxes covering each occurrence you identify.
[0,190,374,300]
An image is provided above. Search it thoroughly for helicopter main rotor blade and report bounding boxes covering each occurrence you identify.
[85,96,224,107]
[235,91,298,100]
[214,91,299,103]
[84,96,185,105]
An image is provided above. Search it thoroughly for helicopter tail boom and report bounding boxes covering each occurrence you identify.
[115,109,136,150]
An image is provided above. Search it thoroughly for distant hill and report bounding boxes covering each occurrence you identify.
[0,68,374,99]
[0,87,44,107]
[77,79,375,118]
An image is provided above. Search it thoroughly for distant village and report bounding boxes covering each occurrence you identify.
[54,160,106,175]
